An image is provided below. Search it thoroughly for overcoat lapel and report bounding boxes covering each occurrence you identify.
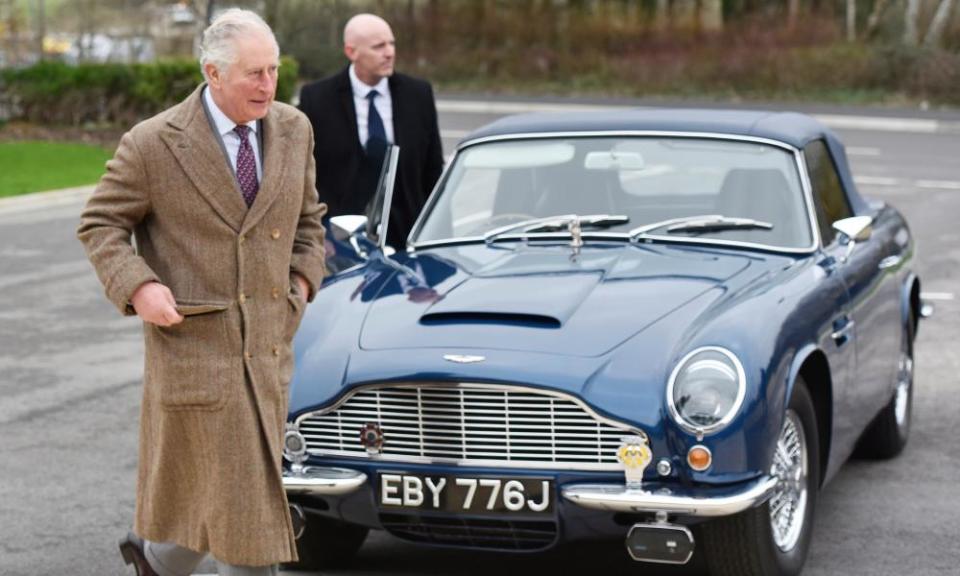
[241,109,292,234]
[160,87,247,232]
[388,74,405,147]
[337,70,362,153]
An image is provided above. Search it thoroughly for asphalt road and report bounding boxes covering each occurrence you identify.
[1,98,958,576]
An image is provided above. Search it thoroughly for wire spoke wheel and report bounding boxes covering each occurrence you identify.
[769,410,808,552]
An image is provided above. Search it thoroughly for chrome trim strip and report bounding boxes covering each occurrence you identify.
[666,346,748,436]
[294,382,646,471]
[282,466,367,496]
[562,475,778,517]
[456,130,798,152]
[410,131,819,254]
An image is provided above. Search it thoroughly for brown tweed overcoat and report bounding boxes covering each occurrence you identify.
[77,85,326,565]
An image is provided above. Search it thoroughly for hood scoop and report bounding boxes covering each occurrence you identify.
[419,272,601,328]
[420,311,561,329]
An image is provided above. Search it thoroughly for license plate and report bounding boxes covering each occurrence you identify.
[378,473,554,515]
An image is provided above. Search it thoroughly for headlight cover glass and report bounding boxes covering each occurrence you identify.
[667,347,746,435]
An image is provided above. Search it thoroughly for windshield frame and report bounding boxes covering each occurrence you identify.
[407,131,822,255]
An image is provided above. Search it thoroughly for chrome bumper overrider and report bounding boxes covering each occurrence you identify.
[282,466,367,496]
[562,475,778,517]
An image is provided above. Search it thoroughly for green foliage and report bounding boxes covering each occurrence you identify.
[1,57,301,126]
[0,141,113,197]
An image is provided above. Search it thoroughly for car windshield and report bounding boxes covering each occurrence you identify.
[412,136,814,250]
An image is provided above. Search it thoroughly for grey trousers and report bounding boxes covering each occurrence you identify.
[144,540,279,576]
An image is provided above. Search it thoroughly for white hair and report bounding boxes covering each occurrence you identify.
[199,8,278,81]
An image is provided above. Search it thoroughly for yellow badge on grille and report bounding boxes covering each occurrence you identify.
[617,436,652,490]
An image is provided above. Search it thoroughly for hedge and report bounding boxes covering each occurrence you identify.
[0,57,299,126]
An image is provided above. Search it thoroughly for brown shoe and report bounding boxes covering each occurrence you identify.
[118,532,158,576]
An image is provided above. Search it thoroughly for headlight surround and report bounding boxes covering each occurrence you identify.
[667,347,746,435]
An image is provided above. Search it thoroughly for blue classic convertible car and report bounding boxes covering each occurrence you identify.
[281,109,923,575]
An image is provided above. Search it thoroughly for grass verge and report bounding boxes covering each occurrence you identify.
[0,141,112,198]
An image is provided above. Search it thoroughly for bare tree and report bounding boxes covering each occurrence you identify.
[923,0,957,47]
[846,0,856,41]
[788,0,801,29]
[700,0,724,31]
[34,0,45,61]
[904,0,921,45]
[865,0,892,39]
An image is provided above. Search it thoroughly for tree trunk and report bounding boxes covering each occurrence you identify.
[700,0,724,31]
[903,0,921,45]
[865,0,892,39]
[923,0,956,47]
[788,0,801,29]
[846,0,856,41]
[654,0,670,31]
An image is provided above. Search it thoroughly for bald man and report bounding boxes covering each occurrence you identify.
[298,13,443,250]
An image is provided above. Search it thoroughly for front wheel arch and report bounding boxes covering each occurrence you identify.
[702,377,820,576]
[788,347,833,489]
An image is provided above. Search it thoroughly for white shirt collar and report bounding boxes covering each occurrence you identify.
[203,85,258,138]
[348,64,390,99]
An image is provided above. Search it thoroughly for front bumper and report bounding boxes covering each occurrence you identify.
[562,475,777,516]
[282,465,367,496]
[283,465,776,518]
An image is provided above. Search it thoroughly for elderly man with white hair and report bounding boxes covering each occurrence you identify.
[299,13,444,250]
[77,8,326,576]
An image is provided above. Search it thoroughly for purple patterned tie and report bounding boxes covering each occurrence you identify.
[233,124,259,207]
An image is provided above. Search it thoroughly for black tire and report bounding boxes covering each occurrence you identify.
[702,379,820,576]
[282,512,369,570]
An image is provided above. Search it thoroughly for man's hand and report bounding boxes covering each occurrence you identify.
[131,282,184,327]
[292,273,310,304]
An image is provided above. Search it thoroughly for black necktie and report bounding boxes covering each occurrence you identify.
[366,90,387,162]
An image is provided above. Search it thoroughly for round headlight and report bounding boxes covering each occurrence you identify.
[667,347,746,435]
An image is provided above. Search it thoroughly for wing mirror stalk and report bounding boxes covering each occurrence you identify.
[832,216,873,262]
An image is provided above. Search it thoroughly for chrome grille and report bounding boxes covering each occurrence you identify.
[296,383,643,471]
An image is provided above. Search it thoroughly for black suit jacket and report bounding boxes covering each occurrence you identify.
[298,68,444,248]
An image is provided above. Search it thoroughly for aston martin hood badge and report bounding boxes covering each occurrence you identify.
[443,354,486,364]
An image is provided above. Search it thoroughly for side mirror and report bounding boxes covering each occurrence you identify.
[832,215,873,261]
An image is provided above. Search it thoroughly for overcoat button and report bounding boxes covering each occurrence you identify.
[239,235,245,245]
[244,351,252,360]
[239,293,247,303]
[271,229,280,239]
[272,345,280,357]
[272,287,280,299]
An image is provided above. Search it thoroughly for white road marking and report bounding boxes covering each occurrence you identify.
[916,180,960,190]
[921,292,955,301]
[855,176,901,186]
[846,147,882,156]
[814,114,940,134]
[441,128,472,139]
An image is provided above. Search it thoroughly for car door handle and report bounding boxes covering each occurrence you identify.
[831,318,856,345]
[878,254,903,270]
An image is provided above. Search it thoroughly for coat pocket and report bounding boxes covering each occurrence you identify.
[151,300,235,410]
[177,302,230,316]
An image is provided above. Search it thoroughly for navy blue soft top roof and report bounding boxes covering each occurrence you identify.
[460,108,870,215]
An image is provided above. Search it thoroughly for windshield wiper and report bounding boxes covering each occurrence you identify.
[484,214,630,244]
[630,214,773,240]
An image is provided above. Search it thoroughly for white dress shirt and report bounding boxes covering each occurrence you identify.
[203,86,263,181]
[349,64,394,147]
